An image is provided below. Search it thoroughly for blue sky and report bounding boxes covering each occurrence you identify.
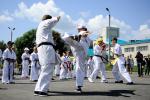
[0,0,150,42]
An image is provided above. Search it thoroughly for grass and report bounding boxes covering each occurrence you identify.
[105,63,138,72]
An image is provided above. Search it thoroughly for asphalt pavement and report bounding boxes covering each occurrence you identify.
[0,72,150,100]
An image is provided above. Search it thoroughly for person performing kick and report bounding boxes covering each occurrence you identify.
[62,33,87,92]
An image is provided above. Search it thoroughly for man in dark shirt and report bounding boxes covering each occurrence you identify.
[135,51,144,77]
[145,56,150,75]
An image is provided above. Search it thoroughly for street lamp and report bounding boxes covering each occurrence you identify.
[8,27,15,42]
[106,8,111,62]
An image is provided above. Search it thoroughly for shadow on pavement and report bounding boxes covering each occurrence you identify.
[48,90,136,97]
[0,87,8,90]
[14,82,35,84]
[133,83,150,85]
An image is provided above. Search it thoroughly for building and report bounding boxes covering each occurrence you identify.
[120,39,150,65]
[102,27,119,44]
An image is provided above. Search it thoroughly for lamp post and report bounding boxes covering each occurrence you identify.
[106,8,111,61]
[8,27,15,42]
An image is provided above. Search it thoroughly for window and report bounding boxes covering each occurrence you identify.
[136,46,148,51]
[124,47,134,52]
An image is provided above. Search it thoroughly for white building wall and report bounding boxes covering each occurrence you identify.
[121,42,150,65]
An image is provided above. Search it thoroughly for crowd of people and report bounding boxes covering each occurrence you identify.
[1,14,149,97]
[135,52,150,77]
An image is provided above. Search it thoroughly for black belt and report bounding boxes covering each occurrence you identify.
[37,42,56,50]
[94,55,109,62]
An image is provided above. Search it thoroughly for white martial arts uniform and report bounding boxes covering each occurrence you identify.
[87,57,94,77]
[63,36,86,87]
[30,52,40,81]
[35,17,60,93]
[112,43,132,82]
[21,52,30,78]
[66,56,72,79]
[72,58,76,78]
[0,49,2,65]
[2,48,16,83]
[89,44,107,82]
[80,34,92,77]
[55,64,60,76]
[59,56,68,79]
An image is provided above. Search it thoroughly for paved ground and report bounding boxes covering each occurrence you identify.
[0,72,150,100]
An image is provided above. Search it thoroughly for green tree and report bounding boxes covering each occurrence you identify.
[0,40,6,51]
[15,29,36,63]
[52,30,69,56]
[14,29,68,64]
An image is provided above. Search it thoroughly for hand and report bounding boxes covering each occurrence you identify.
[57,16,61,21]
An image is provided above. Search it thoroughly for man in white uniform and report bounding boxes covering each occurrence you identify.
[63,33,86,92]
[88,38,108,83]
[30,47,40,82]
[111,38,133,85]
[78,25,92,78]
[2,41,16,84]
[21,47,30,79]
[59,52,68,80]
[34,15,61,96]
[54,51,61,76]
[0,48,2,66]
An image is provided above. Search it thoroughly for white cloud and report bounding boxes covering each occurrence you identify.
[0,15,13,23]
[1,0,150,41]
[131,24,150,40]
[85,15,133,40]
[13,0,75,33]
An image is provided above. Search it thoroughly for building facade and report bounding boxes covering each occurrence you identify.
[121,39,150,65]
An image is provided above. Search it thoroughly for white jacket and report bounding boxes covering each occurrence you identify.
[36,17,59,65]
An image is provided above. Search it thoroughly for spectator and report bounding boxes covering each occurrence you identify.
[130,55,134,74]
[135,51,144,77]
[145,55,150,75]
[126,56,131,73]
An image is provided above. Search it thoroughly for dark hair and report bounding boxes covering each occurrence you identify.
[7,41,14,45]
[42,15,52,21]
[112,37,117,42]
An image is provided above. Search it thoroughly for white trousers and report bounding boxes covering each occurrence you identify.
[67,70,72,78]
[112,58,132,82]
[90,61,107,81]
[30,64,39,81]
[87,65,94,77]
[2,62,14,83]
[59,67,67,79]
[75,59,85,87]
[35,63,55,92]
[21,61,29,78]
[54,64,60,75]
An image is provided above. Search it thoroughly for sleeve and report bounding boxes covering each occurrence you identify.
[46,17,59,28]
[2,50,8,60]
[21,53,25,60]
[30,54,34,61]
[63,36,79,48]
[94,45,102,55]
[13,51,16,60]
[114,45,122,55]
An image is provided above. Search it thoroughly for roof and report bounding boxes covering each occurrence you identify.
[120,39,150,46]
